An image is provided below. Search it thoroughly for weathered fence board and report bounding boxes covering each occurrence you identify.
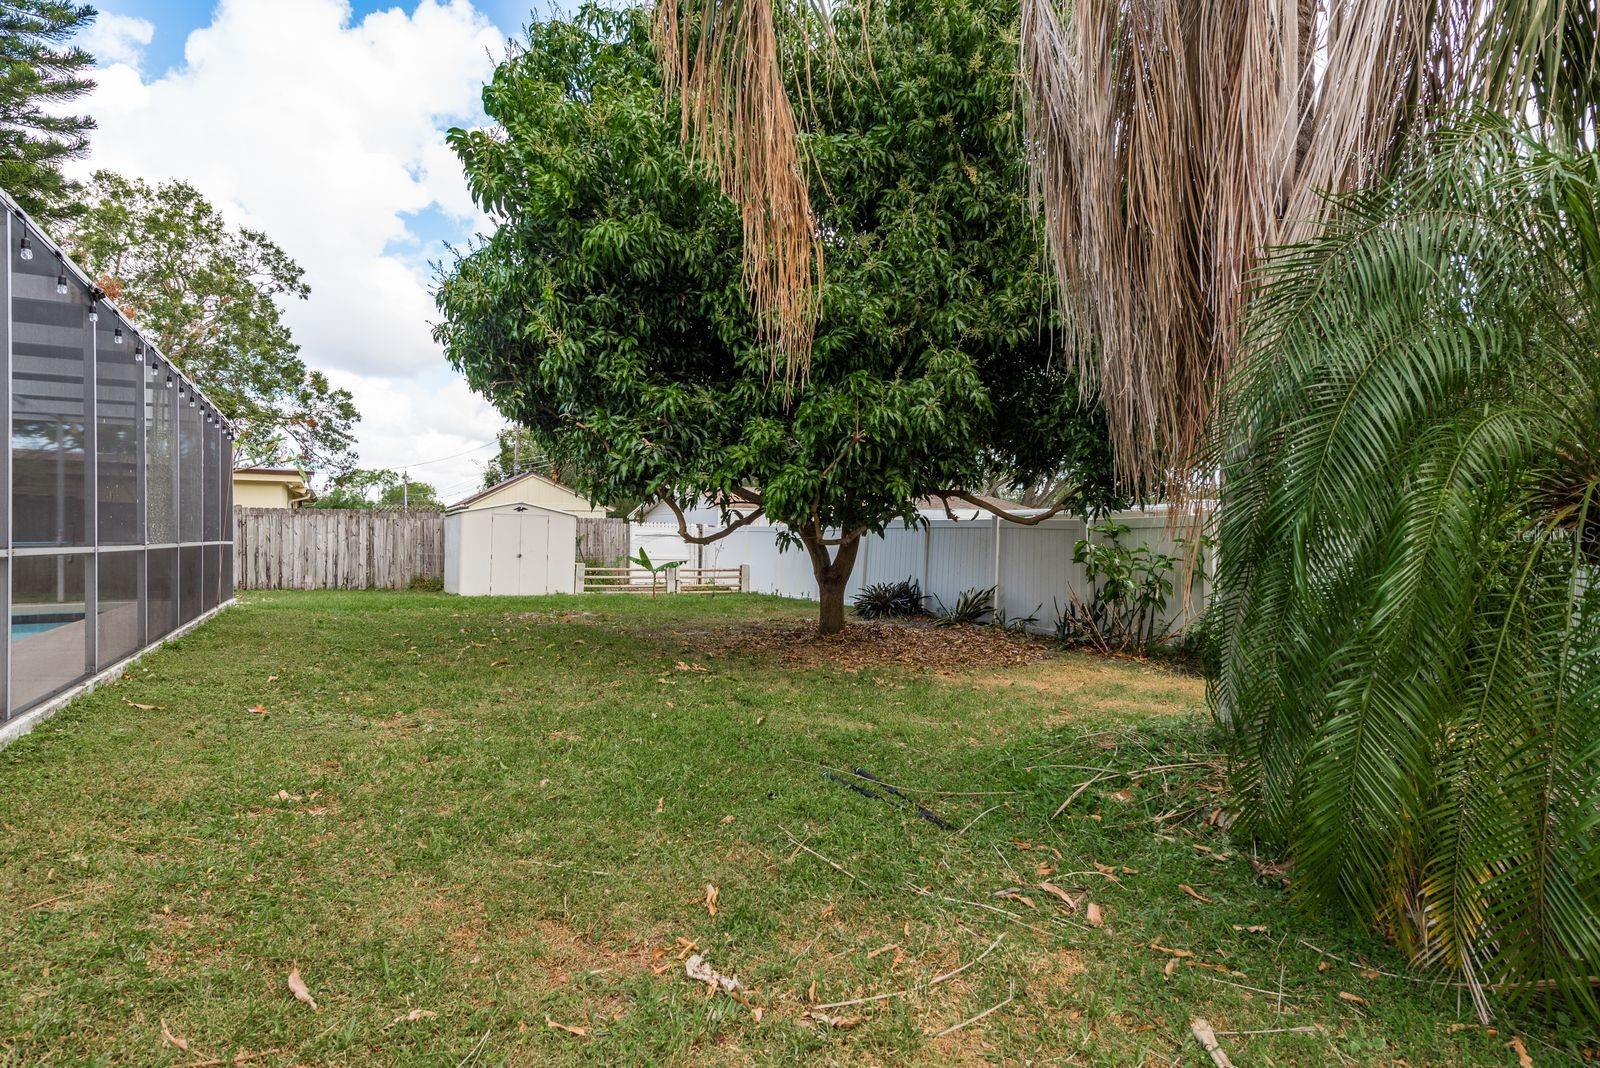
[575,516,629,565]
[234,508,444,590]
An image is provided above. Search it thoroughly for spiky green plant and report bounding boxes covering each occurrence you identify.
[1211,118,1600,1023]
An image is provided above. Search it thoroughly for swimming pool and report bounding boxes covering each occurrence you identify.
[11,617,81,638]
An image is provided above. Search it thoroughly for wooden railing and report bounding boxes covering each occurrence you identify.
[575,564,750,594]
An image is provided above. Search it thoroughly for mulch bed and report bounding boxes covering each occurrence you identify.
[710,617,1056,673]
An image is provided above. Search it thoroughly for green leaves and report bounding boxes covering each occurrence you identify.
[65,171,358,474]
[432,1,1118,538]
[1213,118,1600,1025]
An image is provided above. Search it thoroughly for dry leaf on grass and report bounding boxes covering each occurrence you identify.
[1037,882,1085,912]
[388,1008,436,1027]
[125,700,157,710]
[1337,991,1367,1007]
[1150,942,1194,959]
[1179,884,1213,904]
[1506,1036,1533,1067]
[1164,957,1181,978]
[1086,902,1105,926]
[545,1016,589,1038]
[287,967,317,1011]
[247,705,268,716]
[703,883,719,916]
[803,1009,862,1030]
[159,1019,189,1051]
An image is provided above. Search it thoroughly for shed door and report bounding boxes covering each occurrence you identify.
[489,514,524,596]
[489,512,554,595]
[517,515,550,594]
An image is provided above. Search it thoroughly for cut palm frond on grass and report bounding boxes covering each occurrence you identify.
[1211,117,1600,1026]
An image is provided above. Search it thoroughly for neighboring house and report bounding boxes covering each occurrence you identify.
[233,467,313,509]
[632,492,1026,527]
[631,492,762,526]
[449,469,609,518]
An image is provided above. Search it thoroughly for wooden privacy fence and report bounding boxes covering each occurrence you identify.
[576,564,750,594]
[234,507,445,590]
[575,517,629,565]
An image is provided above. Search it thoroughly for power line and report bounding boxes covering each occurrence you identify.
[394,438,501,471]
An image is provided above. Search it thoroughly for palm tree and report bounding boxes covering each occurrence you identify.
[1211,118,1600,1023]
[653,0,1597,489]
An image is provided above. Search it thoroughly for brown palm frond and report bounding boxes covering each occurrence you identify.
[1021,0,1600,494]
[1020,0,1476,494]
[654,0,823,383]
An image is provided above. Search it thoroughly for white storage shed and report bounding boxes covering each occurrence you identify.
[443,500,578,596]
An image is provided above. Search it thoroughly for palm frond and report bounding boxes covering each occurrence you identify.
[1212,118,1600,1024]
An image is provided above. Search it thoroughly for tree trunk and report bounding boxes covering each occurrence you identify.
[800,529,862,637]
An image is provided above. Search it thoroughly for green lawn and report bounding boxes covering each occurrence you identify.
[0,591,1581,1065]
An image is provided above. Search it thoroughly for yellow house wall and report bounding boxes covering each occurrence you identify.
[473,476,607,517]
[233,479,295,509]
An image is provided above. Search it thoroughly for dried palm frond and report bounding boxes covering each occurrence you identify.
[657,0,1597,486]
[1020,0,1598,493]
[653,0,823,383]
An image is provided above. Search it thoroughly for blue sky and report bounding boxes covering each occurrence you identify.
[74,0,581,497]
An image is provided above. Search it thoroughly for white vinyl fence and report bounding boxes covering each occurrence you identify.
[632,508,1212,635]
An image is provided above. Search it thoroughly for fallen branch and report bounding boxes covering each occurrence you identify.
[782,828,867,885]
[22,883,108,911]
[932,984,1015,1038]
[815,933,1003,1010]
[1052,772,1116,818]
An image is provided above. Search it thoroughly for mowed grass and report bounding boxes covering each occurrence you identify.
[0,591,1582,1065]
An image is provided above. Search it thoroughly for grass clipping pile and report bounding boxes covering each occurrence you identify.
[719,618,1054,673]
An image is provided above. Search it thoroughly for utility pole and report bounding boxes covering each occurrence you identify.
[402,471,409,513]
[513,426,521,475]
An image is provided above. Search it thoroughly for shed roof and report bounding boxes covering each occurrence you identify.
[448,468,594,512]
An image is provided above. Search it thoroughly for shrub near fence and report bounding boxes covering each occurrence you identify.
[233,508,444,590]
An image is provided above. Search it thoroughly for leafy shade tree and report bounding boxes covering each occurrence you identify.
[435,3,1119,633]
[655,0,1599,491]
[66,171,359,473]
[311,468,441,511]
[1211,121,1600,1023]
[0,0,97,225]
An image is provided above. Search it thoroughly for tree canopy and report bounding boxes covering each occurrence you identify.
[66,171,359,474]
[0,0,97,225]
[310,468,441,511]
[435,1,1118,632]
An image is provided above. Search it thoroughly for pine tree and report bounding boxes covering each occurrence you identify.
[0,1,97,224]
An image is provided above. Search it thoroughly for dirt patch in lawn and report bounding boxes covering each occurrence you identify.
[964,653,1204,717]
[703,618,1054,673]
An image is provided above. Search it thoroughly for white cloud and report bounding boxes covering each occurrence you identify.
[72,0,510,479]
[79,12,155,69]
[322,368,503,500]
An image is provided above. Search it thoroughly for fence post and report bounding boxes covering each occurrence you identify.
[666,567,680,594]
[574,561,586,593]
[739,563,751,592]
[993,514,1004,618]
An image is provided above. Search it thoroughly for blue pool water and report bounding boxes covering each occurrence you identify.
[11,619,75,638]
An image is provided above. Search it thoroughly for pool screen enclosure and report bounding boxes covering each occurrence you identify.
[3,191,235,722]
